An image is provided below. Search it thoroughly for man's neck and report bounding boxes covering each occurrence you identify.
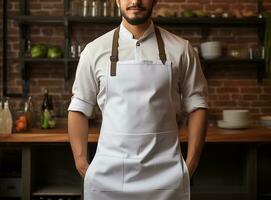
[122,18,152,39]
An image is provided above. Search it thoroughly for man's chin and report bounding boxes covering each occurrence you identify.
[124,16,148,25]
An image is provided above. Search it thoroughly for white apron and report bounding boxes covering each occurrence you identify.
[84,26,190,200]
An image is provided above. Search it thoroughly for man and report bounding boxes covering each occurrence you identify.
[68,0,208,199]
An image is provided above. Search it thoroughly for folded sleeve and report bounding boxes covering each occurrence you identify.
[179,41,208,114]
[68,45,98,117]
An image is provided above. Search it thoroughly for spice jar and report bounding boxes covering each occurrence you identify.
[103,0,111,17]
[90,0,102,16]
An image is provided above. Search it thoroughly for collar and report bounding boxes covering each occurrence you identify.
[119,20,155,42]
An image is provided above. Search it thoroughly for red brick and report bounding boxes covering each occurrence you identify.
[208,94,218,100]
[208,80,223,86]
[260,108,271,114]
[243,94,258,100]
[241,87,262,93]
[232,94,243,100]
[218,94,230,100]
[217,87,240,93]
[259,95,271,101]
[251,101,271,107]
[208,87,216,93]
[237,101,250,107]
[212,101,237,107]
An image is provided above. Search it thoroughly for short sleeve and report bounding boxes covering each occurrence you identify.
[179,41,208,114]
[68,45,98,117]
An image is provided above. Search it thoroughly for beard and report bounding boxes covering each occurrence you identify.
[119,2,153,25]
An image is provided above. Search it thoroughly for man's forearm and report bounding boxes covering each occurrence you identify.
[186,108,208,176]
[68,111,89,163]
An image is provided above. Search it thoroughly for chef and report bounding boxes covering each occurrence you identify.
[68,0,208,199]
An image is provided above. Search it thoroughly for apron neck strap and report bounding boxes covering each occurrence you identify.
[110,26,120,76]
[110,26,167,76]
[154,27,167,65]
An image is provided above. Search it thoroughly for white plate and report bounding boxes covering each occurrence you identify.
[217,120,250,129]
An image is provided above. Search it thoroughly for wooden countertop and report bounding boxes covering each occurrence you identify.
[0,126,271,143]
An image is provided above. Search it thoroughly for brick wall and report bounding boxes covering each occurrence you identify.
[1,0,271,126]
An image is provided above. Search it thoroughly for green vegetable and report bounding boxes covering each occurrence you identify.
[182,9,194,18]
[41,119,49,129]
[41,109,51,129]
[47,46,63,58]
[31,44,47,58]
[48,119,56,128]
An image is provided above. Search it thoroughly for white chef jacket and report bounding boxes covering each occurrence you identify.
[68,21,208,117]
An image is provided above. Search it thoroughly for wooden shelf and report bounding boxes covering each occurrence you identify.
[12,15,264,27]
[12,57,79,63]
[19,58,67,62]
[154,16,264,27]
[32,184,81,196]
[13,57,263,64]
[67,16,121,24]
[201,58,265,65]
[6,14,265,97]
[12,16,65,25]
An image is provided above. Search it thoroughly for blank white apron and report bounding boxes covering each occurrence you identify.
[84,26,190,200]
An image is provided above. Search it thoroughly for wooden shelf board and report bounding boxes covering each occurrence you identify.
[10,57,264,65]
[201,58,265,65]
[9,57,79,63]
[12,16,65,25]
[32,184,81,196]
[11,15,264,27]
[67,16,121,24]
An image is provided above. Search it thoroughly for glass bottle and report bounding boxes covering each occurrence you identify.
[82,0,89,17]
[1,98,13,134]
[110,0,116,17]
[40,89,56,129]
[90,0,98,16]
[24,96,34,129]
[257,0,265,18]
[103,0,111,17]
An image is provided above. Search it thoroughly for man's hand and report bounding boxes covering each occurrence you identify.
[186,160,198,178]
[75,156,89,178]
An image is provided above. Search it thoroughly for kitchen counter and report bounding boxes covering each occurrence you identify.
[0,126,271,143]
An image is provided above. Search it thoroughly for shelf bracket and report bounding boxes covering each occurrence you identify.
[257,62,265,83]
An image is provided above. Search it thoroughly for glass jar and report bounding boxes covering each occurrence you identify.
[102,0,111,17]
[81,0,89,17]
[13,110,28,132]
[70,43,77,58]
[110,0,116,17]
[90,0,102,16]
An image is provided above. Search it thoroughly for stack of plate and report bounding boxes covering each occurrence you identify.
[218,110,251,129]
[260,116,271,128]
[200,41,222,60]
